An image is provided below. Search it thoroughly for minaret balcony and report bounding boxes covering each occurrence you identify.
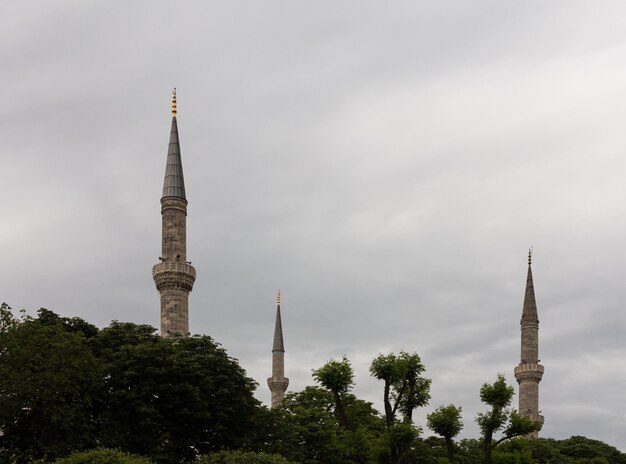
[267,377,289,392]
[152,261,196,277]
[152,262,196,291]
[514,363,544,382]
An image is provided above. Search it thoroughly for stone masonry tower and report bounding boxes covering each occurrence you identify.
[514,250,544,436]
[152,89,196,337]
[267,291,289,408]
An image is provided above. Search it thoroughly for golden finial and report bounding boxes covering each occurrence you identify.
[277,290,281,306]
[171,88,177,117]
[528,247,533,266]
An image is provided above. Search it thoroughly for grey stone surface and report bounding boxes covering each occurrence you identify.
[162,117,187,199]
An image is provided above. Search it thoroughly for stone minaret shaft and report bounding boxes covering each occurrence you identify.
[152,90,196,337]
[267,291,289,408]
[514,251,544,436]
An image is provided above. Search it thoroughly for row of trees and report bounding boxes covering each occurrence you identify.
[270,354,538,464]
[0,303,624,464]
[45,437,626,464]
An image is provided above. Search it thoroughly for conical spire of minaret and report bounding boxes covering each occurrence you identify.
[521,248,539,324]
[272,290,285,352]
[162,88,187,199]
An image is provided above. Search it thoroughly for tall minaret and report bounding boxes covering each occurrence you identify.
[267,291,289,408]
[152,89,196,337]
[514,250,544,436]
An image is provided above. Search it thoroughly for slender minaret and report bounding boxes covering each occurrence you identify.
[152,89,196,337]
[267,291,289,408]
[514,250,544,436]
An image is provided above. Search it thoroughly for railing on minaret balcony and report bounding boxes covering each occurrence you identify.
[152,261,197,277]
[152,262,196,292]
[513,363,545,378]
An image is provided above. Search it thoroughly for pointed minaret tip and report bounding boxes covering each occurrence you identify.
[521,248,539,324]
[272,291,285,352]
[162,88,186,199]
[172,88,177,118]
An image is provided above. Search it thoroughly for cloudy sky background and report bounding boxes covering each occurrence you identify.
[2,0,626,450]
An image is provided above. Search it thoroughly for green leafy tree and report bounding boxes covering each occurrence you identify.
[427,405,463,463]
[197,450,296,464]
[36,307,99,338]
[475,375,540,464]
[312,356,355,430]
[311,358,389,464]
[91,322,262,463]
[0,302,18,332]
[268,386,349,464]
[455,439,484,464]
[0,310,101,463]
[557,436,626,464]
[401,436,447,464]
[491,438,533,464]
[370,352,431,426]
[54,448,154,464]
[373,421,421,464]
[267,386,384,464]
[369,352,431,464]
[521,438,563,464]
[0,307,268,463]
[89,322,175,460]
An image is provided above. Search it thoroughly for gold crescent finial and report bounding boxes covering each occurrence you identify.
[528,247,533,265]
[171,88,177,117]
[277,290,281,306]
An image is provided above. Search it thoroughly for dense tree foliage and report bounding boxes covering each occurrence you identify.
[267,386,385,464]
[0,305,262,464]
[197,450,296,464]
[311,354,433,464]
[493,437,626,464]
[311,359,387,464]
[91,323,261,462]
[268,387,349,463]
[557,436,626,464]
[455,438,485,464]
[0,306,101,463]
[53,448,154,464]
[312,356,356,430]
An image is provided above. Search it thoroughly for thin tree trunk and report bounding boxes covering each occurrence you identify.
[383,380,394,426]
[445,436,454,464]
[333,392,367,464]
[483,433,493,464]
[404,376,415,422]
[333,391,352,431]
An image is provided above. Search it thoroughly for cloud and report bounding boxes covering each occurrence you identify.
[2,0,626,452]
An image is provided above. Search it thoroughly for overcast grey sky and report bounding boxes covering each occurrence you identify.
[2,0,626,451]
